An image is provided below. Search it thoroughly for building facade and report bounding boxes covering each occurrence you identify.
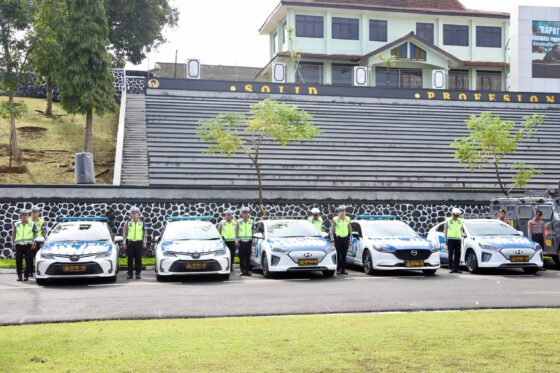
[259,0,510,91]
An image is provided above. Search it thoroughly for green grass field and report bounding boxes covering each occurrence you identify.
[0,309,559,372]
[0,97,117,184]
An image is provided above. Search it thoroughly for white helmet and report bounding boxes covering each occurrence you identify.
[311,208,321,215]
[451,208,462,216]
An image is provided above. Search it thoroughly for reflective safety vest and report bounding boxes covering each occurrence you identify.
[14,221,35,245]
[446,218,463,239]
[308,216,323,232]
[33,218,45,237]
[220,220,236,241]
[237,219,253,242]
[333,216,351,238]
[127,221,144,241]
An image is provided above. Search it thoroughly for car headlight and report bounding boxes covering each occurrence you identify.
[481,244,501,251]
[272,247,289,254]
[163,251,177,257]
[325,245,336,253]
[430,244,439,253]
[213,249,227,256]
[40,252,55,260]
[373,246,393,253]
[95,250,112,259]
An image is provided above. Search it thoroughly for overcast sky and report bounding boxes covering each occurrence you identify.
[127,0,559,70]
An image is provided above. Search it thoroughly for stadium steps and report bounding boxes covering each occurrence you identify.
[120,94,149,186]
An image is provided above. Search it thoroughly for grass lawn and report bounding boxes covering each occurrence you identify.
[0,97,117,184]
[0,258,156,269]
[0,310,559,372]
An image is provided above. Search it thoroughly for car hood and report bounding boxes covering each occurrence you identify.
[42,241,112,255]
[267,237,330,251]
[368,237,433,251]
[161,240,224,253]
[475,236,536,249]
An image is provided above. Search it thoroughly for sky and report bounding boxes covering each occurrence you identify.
[127,0,560,70]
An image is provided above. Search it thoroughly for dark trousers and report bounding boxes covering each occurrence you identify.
[238,241,252,274]
[532,233,545,249]
[225,241,236,270]
[15,244,33,278]
[334,236,350,273]
[447,239,462,271]
[127,241,144,275]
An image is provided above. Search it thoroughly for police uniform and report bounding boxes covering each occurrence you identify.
[236,213,254,276]
[330,212,351,274]
[30,208,46,277]
[217,216,237,271]
[123,216,147,279]
[446,217,463,273]
[308,216,324,233]
[13,212,36,281]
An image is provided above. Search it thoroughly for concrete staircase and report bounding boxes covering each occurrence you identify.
[120,94,149,186]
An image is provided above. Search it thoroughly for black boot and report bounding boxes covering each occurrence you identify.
[126,273,133,280]
[17,276,23,282]
[135,274,141,280]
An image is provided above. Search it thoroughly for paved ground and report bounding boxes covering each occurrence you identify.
[1,265,560,325]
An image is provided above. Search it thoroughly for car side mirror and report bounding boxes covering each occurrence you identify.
[34,237,45,244]
[253,233,263,239]
[114,236,124,243]
[352,231,361,237]
[517,231,524,237]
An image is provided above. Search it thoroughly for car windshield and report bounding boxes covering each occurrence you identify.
[162,222,221,241]
[466,221,520,237]
[48,223,111,242]
[267,221,321,238]
[362,221,417,238]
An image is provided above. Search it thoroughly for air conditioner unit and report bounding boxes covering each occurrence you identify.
[187,59,201,79]
[272,63,287,83]
[353,66,368,86]
[432,70,446,89]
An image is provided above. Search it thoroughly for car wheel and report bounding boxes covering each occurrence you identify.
[35,279,48,286]
[422,269,437,276]
[262,253,271,278]
[465,250,479,274]
[322,270,335,278]
[156,274,165,282]
[553,254,560,266]
[219,273,230,281]
[362,250,375,275]
[523,267,539,275]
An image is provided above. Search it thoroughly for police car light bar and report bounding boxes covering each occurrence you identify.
[166,216,213,222]
[355,215,397,220]
[56,217,109,222]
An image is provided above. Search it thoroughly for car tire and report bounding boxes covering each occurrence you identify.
[523,267,539,275]
[262,253,272,278]
[322,270,335,278]
[35,279,48,286]
[156,274,165,282]
[422,269,437,276]
[362,249,375,276]
[553,255,560,266]
[465,250,479,274]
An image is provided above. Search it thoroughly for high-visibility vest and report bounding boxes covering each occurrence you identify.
[15,221,35,245]
[308,216,323,232]
[446,218,463,239]
[127,221,144,241]
[237,219,253,242]
[333,216,351,238]
[33,218,45,237]
[220,220,236,241]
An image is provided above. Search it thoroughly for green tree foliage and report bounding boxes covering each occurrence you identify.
[451,112,545,195]
[28,0,66,117]
[105,0,179,67]
[0,0,35,164]
[59,0,117,154]
[198,99,319,216]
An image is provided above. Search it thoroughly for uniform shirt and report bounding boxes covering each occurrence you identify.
[32,218,47,238]
[528,218,545,236]
[12,221,36,245]
[123,220,147,243]
[329,216,352,240]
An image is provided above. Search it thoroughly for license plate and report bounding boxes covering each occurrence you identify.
[545,240,552,247]
[298,258,319,266]
[405,261,424,268]
[510,256,529,262]
[63,265,86,272]
[186,262,208,270]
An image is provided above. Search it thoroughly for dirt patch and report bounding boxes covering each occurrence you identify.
[0,165,28,174]
[17,126,48,139]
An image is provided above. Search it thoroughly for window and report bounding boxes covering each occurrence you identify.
[390,44,408,59]
[416,23,434,44]
[297,62,323,84]
[272,32,278,55]
[477,70,502,91]
[282,21,288,48]
[448,70,469,90]
[375,68,422,89]
[443,24,469,46]
[369,19,387,42]
[332,17,359,40]
[409,44,426,60]
[332,64,355,85]
[295,15,324,38]
[476,26,502,48]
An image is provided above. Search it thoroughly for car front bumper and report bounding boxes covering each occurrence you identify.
[268,250,337,273]
[157,254,230,276]
[372,251,441,271]
[476,249,543,268]
[35,258,117,279]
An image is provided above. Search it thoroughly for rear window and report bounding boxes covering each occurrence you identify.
[517,206,534,219]
[48,223,111,242]
[538,205,554,220]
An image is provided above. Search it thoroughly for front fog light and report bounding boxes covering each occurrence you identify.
[332,254,337,264]
[481,252,492,262]
[271,255,281,266]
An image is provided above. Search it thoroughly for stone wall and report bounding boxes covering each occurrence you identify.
[0,200,489,259]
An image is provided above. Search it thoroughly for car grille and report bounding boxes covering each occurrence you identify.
[45,262,104,275]
[169,260,222,272]
[393,249,432,261]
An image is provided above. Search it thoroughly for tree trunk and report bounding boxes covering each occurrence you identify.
[254,161,267,218]
[493,160,508,196]
[84,108,94,153]
[45,77,54,117]
[8,94,21,164]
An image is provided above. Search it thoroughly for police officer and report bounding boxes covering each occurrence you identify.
[235,207,253,277]
[444,208,464,274]
[528,210,546,271]
[217,210,237,272]
[122,207,147,280]
[12,209,36,282]
[330,205,352,275]
[308,208,324,233]
[30,206,46,277]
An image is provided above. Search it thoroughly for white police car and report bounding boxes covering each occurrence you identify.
[251,219,337,278]
[155,217,231,281]
[347,216,440,276]
[34,217,122,285]
[427,219,543,274]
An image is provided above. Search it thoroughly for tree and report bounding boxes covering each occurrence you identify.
[0,0,35,164]
[197,99,319,217]
[451,112,545,196]
[28,0,66,117]
[375,54,398,87]
[59,0,117,154]
[105,0,179,67]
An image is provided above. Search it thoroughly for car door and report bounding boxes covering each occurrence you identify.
[252,222,265,265]
[428,222,448,263]
[539,205,555,254]
[348,222,363,265]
